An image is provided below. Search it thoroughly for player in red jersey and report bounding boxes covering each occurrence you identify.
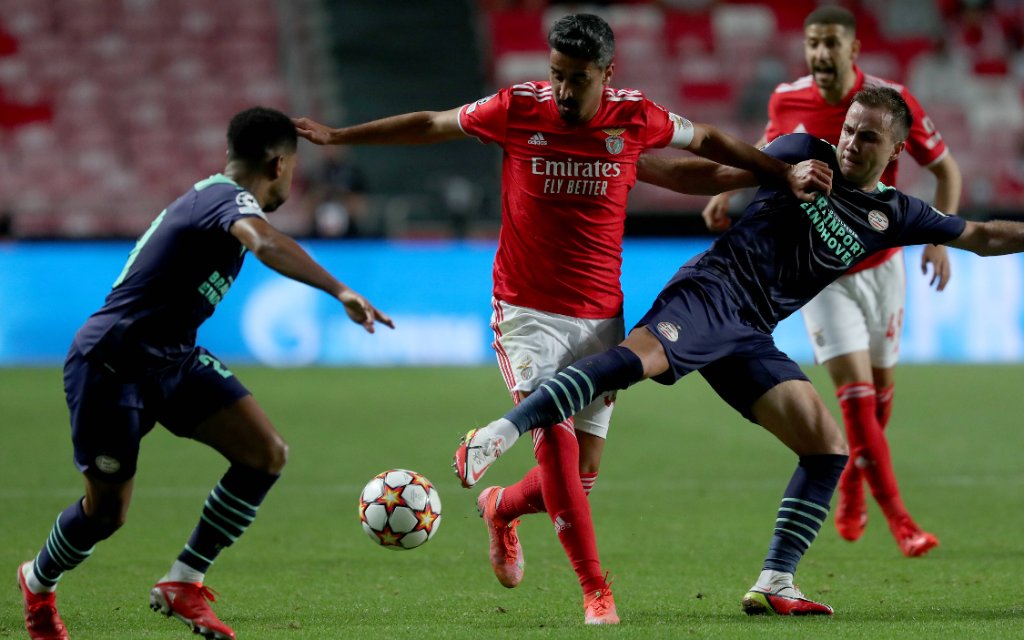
[701,6,962,557]
[294,13,830,624]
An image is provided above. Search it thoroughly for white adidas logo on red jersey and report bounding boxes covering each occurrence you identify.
[528,132,548,146]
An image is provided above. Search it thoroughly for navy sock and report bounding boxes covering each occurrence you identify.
[33,498,114,588]
[177,464,279,573]
[505,346,645,435]
[763,454,847,574]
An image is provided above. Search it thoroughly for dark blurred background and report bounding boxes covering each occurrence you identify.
[1,0,1021,240]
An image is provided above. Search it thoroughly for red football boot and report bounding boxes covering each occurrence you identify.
[477,486,525,588]
[150,581,236,639]
[742,583,834,616]
[17,562,70,640]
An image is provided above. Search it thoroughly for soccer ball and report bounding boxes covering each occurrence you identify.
[358,469,442,550]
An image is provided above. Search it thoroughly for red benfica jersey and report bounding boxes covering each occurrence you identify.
[765,66,948,272]
[458,82,682,318]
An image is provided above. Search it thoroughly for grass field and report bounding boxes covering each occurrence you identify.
[2,365,1022,639]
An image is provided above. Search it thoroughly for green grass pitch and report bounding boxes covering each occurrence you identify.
[2,365,1022,639]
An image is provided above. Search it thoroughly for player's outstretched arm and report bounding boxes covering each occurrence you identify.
[638,154,829,205]
[636,154,757,195]
[292,108,467,146]
[947,220,1024,257]
[684,123,832,202]
[230,217,394,333]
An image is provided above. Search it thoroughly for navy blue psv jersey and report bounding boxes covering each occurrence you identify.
[74,175,266,373]
[690,133,967,333]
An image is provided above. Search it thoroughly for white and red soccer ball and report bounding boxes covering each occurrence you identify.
[358,469,442,550]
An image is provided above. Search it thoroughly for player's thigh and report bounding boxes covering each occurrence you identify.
[156,348,285,472]
[801,276,870,364]
[751,380,847,456]
[191,395,287,472]
[861,255,906,369]
[64,346,156,486]
[492,299,622,438]
[699,333,809,425]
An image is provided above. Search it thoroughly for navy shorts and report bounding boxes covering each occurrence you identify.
[63,344,250,482]
[635,267,807,422]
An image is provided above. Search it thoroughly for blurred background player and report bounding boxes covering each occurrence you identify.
[16,106,392,640]
[700,6,962,557]
[293,12,827,625]
[458,86,1024,617]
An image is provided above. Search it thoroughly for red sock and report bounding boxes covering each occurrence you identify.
[876,384,894,431]
[496,466,545,520]
[535,421,605,595]
[497,464,599,522]
[580,471,598,496]
[836,383,870,496]
[837,383,909,521]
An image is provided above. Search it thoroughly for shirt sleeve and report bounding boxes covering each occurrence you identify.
[760,133,831,164]
[644,99,694,149]
[901,88,948,167]
[893,192,967,246]
[457,88,511,146]
[198,186,268,233]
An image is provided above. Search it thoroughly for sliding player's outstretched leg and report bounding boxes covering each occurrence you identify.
[453,419,520,488]
[453,346,645,488]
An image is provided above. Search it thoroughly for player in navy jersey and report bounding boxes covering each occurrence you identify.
[455,87,1024,617]
[16,107,392,640]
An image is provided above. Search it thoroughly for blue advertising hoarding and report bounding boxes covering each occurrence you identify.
[1,240,1022,366]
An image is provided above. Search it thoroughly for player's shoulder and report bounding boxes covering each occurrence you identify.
[862,73,909,95]
[772,74,816,96]
[192,174,243,203]
[763,132,834,163]
[506,81,554,103]
[603,86,647,104]
[192,174,266,219]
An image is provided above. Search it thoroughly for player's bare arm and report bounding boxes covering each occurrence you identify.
[685,123,832,201]
[699,134,770,232]
[637,154,757,195]
[292,107,467,146]
[230,216,394,333]
[638,155,832,200]
[920,153,963,290]
[947,220,1024,257]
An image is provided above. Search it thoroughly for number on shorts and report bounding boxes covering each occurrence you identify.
[198,354,234,378]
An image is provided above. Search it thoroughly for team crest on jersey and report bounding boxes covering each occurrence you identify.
[602,128,625,155]
[867,210,889,231]
[656,321,679,342]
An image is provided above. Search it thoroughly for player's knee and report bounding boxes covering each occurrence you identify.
[578,459,600,475]
[257,435,288,474]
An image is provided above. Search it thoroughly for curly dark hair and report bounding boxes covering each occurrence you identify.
[227,106,297,165]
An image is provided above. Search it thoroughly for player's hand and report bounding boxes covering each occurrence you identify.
[701,193,733,232]
[292,117,333,145]
[786,159,832,202]
[339,289,395,333]
[921,243,952,291]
